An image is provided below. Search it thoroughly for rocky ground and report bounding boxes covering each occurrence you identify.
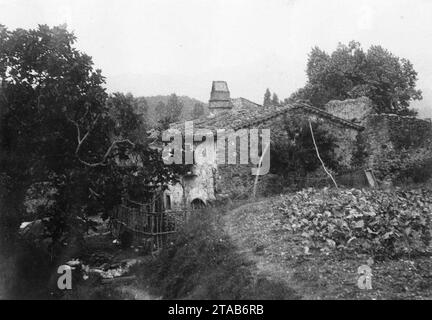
[58,232,159,300]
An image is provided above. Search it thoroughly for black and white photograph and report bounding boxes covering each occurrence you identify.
[1,0,432,304]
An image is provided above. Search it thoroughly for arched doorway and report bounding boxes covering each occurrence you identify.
[191,198,206,210]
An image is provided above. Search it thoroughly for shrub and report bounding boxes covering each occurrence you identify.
[373,146,432,183]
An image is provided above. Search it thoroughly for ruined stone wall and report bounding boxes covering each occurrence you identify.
[323,97,432,170]
[383,114,432,150]
[288,109,360,168]
[319,122,359,168]
[325,97,374,124]
[362,115,394,168]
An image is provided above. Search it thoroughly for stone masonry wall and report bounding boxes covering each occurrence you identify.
[363,114,432,168]
[325,97,374,124]
[320,122,359,168]
[289,108,360,168]
[215,110,361,198]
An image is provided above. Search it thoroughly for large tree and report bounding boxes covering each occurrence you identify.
[0,24,109,251]
[291,41,422,115]
[0,25,178,257]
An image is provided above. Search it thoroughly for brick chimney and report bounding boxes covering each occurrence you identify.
[209,81,233,115]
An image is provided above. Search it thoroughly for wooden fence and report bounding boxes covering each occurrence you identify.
[110,203,188,254]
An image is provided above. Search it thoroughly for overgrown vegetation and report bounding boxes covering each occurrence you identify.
[291,41,422,115]
[136,206,299,299]
[274,188,432,259]
[374,146,432,183]
[270,115,338,187]
[0,24,183,298]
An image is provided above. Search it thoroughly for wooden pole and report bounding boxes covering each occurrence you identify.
[308,120,338,189]
[252,142,271,199]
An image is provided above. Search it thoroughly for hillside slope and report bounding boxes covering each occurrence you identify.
[136,95,208,127]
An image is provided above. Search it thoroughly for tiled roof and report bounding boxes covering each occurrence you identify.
[169,98,365,132]
[292,102,365,130]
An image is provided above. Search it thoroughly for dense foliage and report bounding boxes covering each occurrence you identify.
[275,188,432,258]
[270,115,337,183]
[0,25,179,256]
[373,146,432,183]
[291,41,422,115]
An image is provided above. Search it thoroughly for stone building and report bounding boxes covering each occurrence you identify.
[161,81,432,209]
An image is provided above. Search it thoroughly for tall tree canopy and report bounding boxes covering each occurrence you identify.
[291,41,422,115]
[0,25,178,254]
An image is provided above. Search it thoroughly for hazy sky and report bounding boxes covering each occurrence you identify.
[1,0,432,116]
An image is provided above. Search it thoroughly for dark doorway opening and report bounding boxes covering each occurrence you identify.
[191,198,206,210]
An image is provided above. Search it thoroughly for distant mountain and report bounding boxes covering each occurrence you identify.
[135,95,208,127]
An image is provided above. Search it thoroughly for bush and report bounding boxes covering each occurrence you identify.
[274,188,432,259]
[374,147,432,184]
